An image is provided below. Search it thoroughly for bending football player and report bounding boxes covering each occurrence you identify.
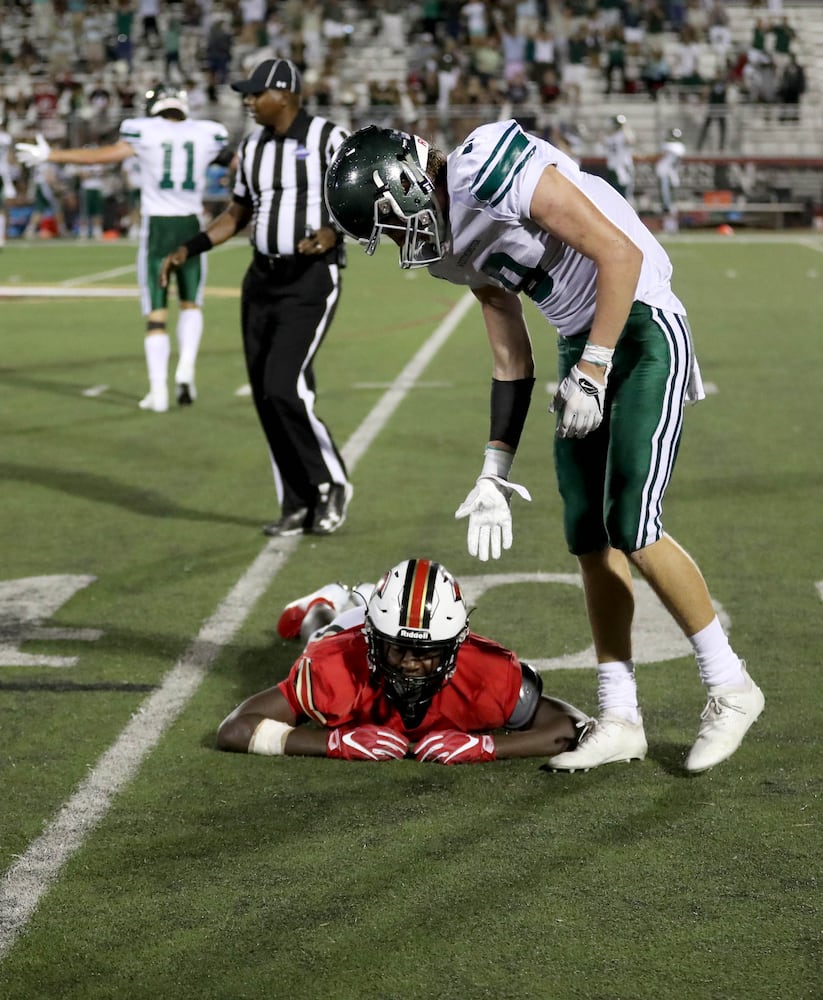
[217,558,592,764]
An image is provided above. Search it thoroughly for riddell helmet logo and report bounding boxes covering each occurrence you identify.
[397,627,430,641]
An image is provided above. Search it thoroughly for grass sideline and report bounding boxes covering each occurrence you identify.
[0,234,821,1000]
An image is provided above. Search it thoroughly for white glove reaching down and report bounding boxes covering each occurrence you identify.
[15,134,52,168]
[455,474,531,561]
[550,364,608,439]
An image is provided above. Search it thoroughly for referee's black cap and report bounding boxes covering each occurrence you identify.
[231,58,302,95]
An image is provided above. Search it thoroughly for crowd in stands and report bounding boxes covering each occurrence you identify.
[0,0,815,238]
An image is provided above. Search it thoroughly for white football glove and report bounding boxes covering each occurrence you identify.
[15,134,51,168]
[454,474,531,561]
[550,364,608,439]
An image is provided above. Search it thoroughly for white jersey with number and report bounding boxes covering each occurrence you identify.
[429,119,685,337]
[118,115,229,217]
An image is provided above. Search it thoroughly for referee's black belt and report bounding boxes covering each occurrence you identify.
[253,250,325,273]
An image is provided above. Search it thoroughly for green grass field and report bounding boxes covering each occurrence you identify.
[1,233,821,1000]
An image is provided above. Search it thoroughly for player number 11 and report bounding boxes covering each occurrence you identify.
[159,141,196,191]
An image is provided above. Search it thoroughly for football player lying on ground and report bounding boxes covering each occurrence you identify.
[216,558,592,764]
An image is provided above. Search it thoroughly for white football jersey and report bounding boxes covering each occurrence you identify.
[0,129,14,188]
[429,120,685,337]
[603,126,635,184]
[655,139,686,181]
[118,116,229,217]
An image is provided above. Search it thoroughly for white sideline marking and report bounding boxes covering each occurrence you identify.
[0,292,476,959]
[0,286,139,298]
[61,265,137,286]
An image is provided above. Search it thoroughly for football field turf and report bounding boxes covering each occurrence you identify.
[0,233,821,999]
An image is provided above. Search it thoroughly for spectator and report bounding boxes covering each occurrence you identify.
[641,45,671,100]
[164,14,184,81]
[528,22,557,85]
[538,65,562,106]
[461,0,490,40]
[239,0,267,46]
[602,25,627,95]
[205,17,233,101]
[137,0,161,50]
[380,0,406,52]
[114,0,136,71]
[561,24,590,108]
[322,0,351,58]
[777,52,805,123]
[770,16,795,70]
[500,13,529,83]
[745,52,778,107]
[469,31,503,89]
[707,1,732,63]
[671,24,704,93]
[697,69,728,150]
[436,36,463,121]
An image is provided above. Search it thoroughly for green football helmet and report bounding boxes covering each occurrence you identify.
[324,125,446,269]
[145,84,189,118]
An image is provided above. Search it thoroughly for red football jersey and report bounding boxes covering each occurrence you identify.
[278,626,524,740]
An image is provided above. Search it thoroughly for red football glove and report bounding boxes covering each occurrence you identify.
[414,730,496,765]
[326,725,410,761]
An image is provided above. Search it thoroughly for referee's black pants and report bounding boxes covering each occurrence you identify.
[241,253,349,514]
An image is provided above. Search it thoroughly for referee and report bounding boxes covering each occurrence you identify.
[160,58,352,537]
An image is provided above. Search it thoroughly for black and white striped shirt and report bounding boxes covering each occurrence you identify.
[232,109,349,257]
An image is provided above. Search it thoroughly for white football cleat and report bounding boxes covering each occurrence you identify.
[138,387,169,413]
[547,713,647,772]
[277,582,351,640]
[685,666,765,773]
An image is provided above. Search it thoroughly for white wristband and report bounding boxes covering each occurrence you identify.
[481,445,514,479]
[580,343,615,368]
[248,718,295,756]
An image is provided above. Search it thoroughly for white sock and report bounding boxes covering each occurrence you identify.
[0,213,6,246]
[144,332,170,392]
[174,308,203,385]
[690,616,746,690]
[597,661,641,723]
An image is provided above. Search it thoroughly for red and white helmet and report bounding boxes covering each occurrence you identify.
[365,559,468,725]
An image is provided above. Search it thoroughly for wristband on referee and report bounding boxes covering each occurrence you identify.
[489,377,535,450]
[182,231,213,258]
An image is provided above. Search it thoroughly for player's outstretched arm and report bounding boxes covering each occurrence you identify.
[493,697,584,759]
[216,685,312,755]
[454,286,535,560]
[216,685,409,760]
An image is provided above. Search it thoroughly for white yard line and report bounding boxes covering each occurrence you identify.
[0,291,475,959]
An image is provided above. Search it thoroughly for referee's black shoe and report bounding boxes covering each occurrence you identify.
[262,506,311,537]
[310,482,353,535]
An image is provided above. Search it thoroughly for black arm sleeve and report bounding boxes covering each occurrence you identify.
[489,377,536,449]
